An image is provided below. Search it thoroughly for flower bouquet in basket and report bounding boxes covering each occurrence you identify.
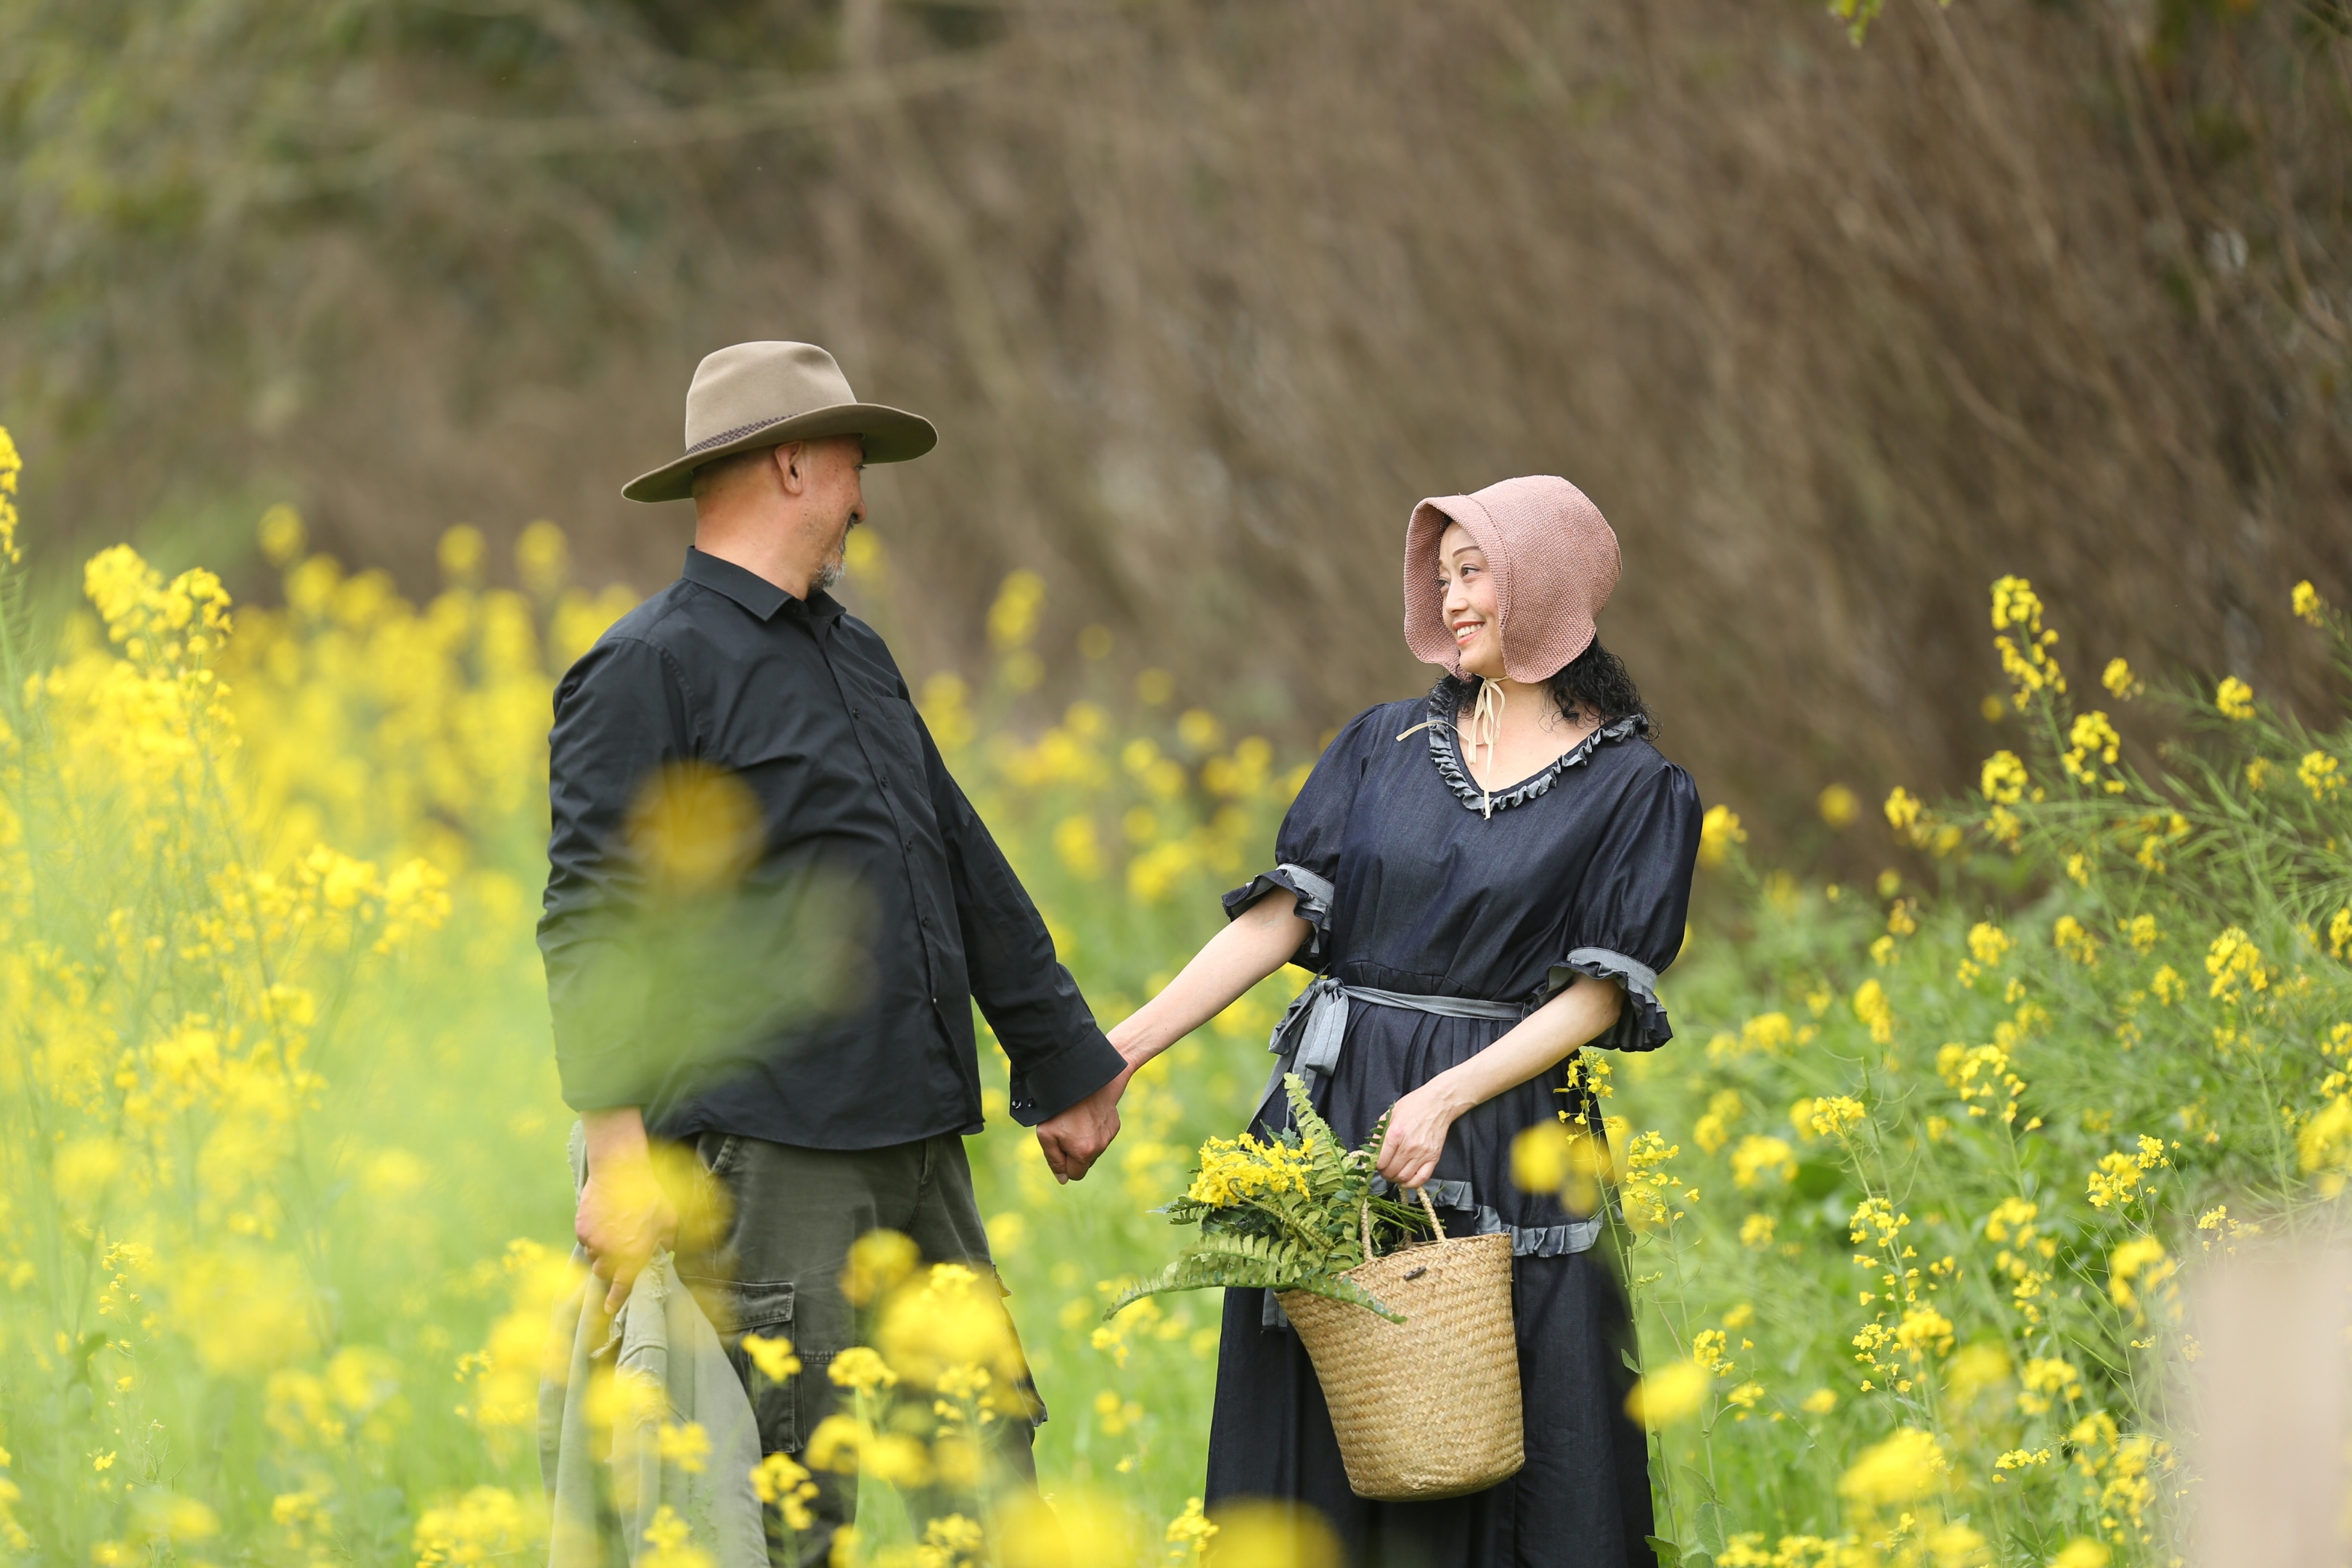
[1111,1072,1529,1503]
[1105,1073,1433,1323]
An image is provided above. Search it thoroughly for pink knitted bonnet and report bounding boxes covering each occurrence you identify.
[1402,475,1622,683]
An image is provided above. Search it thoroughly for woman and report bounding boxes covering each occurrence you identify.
[1106,475,1701,1567]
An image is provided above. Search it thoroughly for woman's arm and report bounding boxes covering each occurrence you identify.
[1375,973,1625,1190]
[1106,891,1310,1071]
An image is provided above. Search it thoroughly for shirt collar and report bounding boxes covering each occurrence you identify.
[682,547,844,624]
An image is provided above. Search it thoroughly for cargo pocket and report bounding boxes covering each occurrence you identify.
[698,1277,801,1455]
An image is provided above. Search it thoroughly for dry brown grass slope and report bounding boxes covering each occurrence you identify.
[4,0,2346,849]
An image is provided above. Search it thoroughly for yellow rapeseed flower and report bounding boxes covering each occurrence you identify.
[436,525,486,585]
[1946,1343,2009,1404]
[1178,1499,1336,1568]
[1837,1426,1945,1509]
[2100,657,2141,699]
[1176,709,1223,751]
[656,1421,711,1474]
[2107,1236,2171,1310]
[1186,1133,1313,1207]
[2299,750,2343,800]
[2292,579,2326,626]
[1980,750,2028,805]
[640,1503,714,1568]
[0,424,20,563]
[1989,576,2065,703]
[1884,786,1922,838]
[2298,1095,2352,1196]
[751,1453,819,1530]
[1730,1135,1797,1189]
[1624,1360,1708,1427]
[842,1230,920,1305]
[1164,1496,1217,1556]
[2052,915,2099,968]
[2062,711,2125,793]
[987,571,1046,650]
[2018,1357,2083,1415]
[1893,1305,1954,1357]
[828,1347,899,1394]
[2215,675,2255,720]
[413,1487,540,1565]
[2205,927,2267,1003]
[742,1333,800,1384]
[1851,981,1893,1045]
[1697,804,1746,869]
[1510,1120,1573,1193]
[1965,922,2012,968]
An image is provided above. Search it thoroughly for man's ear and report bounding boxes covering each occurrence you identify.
[771,441,807,494]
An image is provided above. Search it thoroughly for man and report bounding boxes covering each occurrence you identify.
[538,341,1128,1559]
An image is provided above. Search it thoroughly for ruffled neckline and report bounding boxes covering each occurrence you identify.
[1420,678,1647,814]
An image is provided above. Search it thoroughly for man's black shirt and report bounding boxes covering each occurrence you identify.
[539,547,1123,1148]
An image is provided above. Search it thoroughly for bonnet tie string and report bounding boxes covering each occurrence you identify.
[1466,677,1506,819]
[1396,677,1507,819]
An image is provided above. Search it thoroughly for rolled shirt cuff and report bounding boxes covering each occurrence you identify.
[1548,946,1672,1051]
[555,1045,658,1113]
[1007,1024,1127,1127]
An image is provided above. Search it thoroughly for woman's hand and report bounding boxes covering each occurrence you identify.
[1376,1077,1469,1192]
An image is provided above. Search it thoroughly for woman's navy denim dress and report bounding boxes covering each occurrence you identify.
[1204,676,1702,1568]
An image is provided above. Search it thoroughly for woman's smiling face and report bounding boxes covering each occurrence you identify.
[1435,520,1504,679]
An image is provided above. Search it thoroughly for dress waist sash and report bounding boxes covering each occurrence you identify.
[1256,974,1527,1127]
[1249,977,1601,1331]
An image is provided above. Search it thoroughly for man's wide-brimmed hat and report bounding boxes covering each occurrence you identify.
[1402,475,1622,684]
[622,341,937,503]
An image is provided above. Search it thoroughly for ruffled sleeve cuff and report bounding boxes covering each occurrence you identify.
[1548,947,1672,1052]
[1222,862,1336,970]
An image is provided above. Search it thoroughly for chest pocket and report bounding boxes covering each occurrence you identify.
[836,674,933,819]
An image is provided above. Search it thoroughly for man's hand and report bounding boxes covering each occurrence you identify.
[1035,1071,1127,1184]
[576,1108,679,1313]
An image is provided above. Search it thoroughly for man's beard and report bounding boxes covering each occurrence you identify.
[814,515,859,593]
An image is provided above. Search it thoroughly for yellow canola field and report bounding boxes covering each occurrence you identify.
[1,425,2349,1567]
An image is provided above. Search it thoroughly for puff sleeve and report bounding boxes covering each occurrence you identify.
[1220,704,1389,971]
[1550,759,1702,1051]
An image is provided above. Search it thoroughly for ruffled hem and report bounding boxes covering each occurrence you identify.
[1548,946,1672,1051]
[1418,678,1649,815]
[1222,862,1335,968]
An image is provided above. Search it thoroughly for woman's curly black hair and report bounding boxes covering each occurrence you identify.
[1544,638,1651,735]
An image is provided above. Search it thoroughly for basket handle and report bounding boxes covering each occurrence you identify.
[1360,1185,1450,1262]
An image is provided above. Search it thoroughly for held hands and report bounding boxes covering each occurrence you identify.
[1376,1077,1470,1193]
[1034,1062,1132,1184]
[575,1156,679,1314]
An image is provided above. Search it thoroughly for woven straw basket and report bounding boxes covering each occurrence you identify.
[1277,1190,1523,1501]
